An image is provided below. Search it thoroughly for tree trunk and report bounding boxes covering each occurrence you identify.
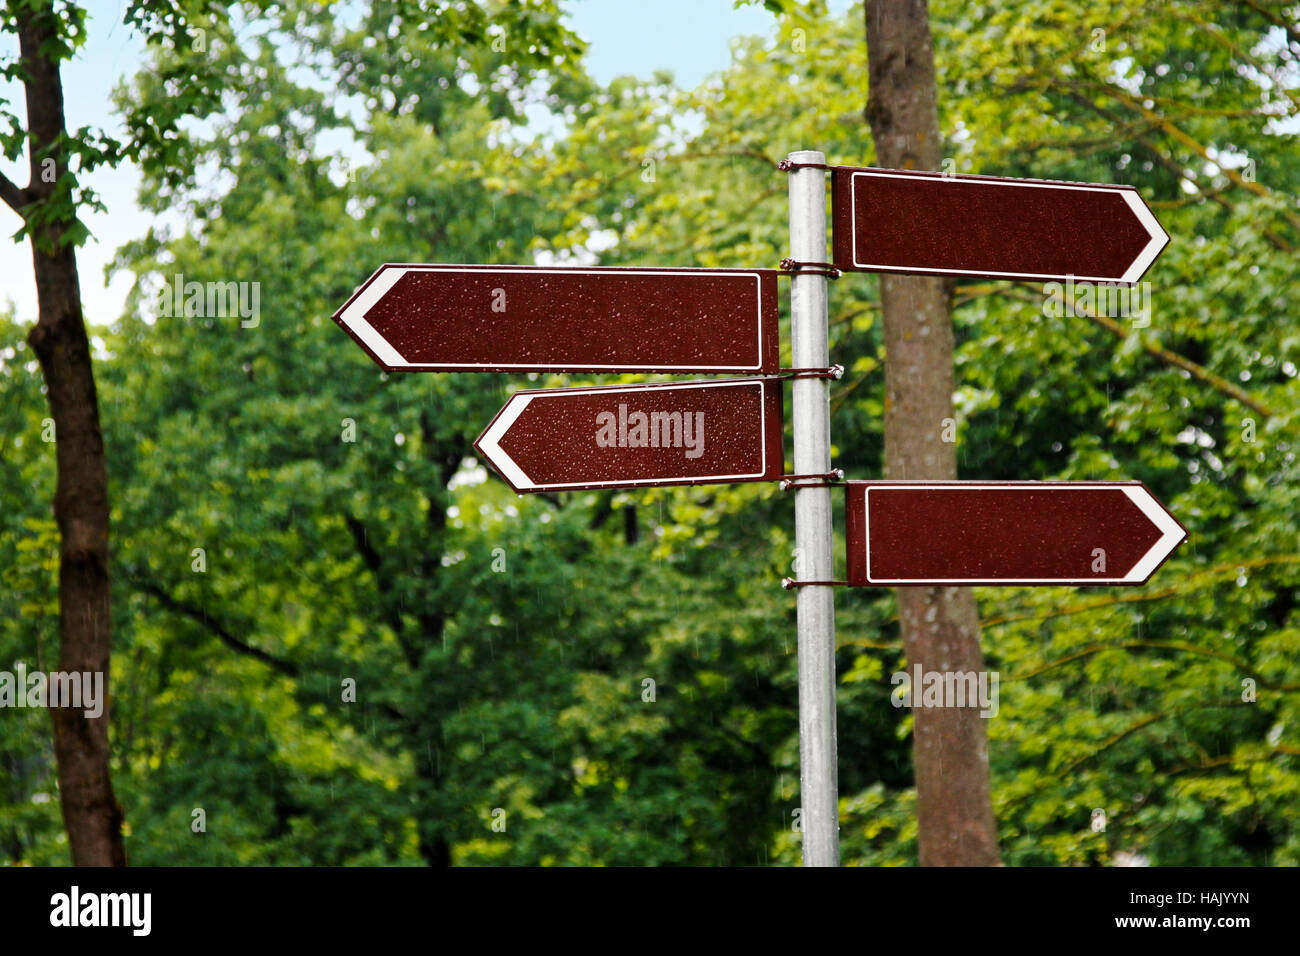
[863,0,999,866]
[17,2,126,867]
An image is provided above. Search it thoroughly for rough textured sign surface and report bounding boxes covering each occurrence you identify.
[831,167,1169,283]
[845,481,1186,586]
[333,264,780,373]
[475,378,783,493]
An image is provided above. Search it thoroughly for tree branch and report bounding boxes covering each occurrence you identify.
[135,577,409,722]
[1004,641,1300,692]
[1099,82,1300,232]
[839,556,1300,650]
[0,169,29,216]
[1053,87,1294,252]
[1059,713,1168,778]
[343,512,416,667]
[1005,283,1278,418]
[1234,0,1300,51]
[1169,9,1300,113]
[981,555,1300,630]
[135,580,300,677]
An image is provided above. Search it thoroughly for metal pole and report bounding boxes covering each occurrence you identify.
[787,149,839,866]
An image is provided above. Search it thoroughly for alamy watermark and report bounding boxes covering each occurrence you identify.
[50,886,150,936]
[595,405,705,458]
[0,663,103,719]
[155,272,261,327]
[891,664,999,718]
[1044,276,1151,327]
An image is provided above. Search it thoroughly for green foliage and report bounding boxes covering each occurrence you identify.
[1,0,1296,866]
[0,309,65,865]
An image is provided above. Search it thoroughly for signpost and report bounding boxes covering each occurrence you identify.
[334,149,1179,869]
[831,167,1170,283]
[845,481,1187,587]
[474,378,783,494]
[333,264,780,373]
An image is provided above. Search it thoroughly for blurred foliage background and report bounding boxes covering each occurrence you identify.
[1,0,1297,865]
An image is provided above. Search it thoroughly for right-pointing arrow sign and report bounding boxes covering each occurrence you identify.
[846,481,1187,587]
[832,167,1170,283]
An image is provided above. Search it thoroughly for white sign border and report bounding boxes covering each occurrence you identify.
[336,265,770,371]
[849,170,1170,284]
[862,482,1186,585]
[478,379,772,491]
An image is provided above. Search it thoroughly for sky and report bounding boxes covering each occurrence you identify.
[0,0,800,327]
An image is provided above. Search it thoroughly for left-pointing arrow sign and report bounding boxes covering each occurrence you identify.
[474,378,784,494]
[333,264,780,373]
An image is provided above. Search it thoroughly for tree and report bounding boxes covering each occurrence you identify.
[1,0,125,866]
[2,0,271,866]
[863,0,999,865]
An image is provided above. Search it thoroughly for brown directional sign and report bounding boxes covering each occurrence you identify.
[333,264,780,373]
[831,167,1169,284]
[845,481,1186,586]
[474,378,783,494]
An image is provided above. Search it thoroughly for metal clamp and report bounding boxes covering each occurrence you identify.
[777,365,844,381]
[777,159,832,172]
[779,469,845,490]
[779,257,841,279]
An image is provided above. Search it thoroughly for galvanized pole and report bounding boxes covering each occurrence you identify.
[787,149,839,866]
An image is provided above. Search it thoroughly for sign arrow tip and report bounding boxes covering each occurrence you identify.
[474,393,535,493]
[1120,191,1171,284]
[1122,485,1187,583]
